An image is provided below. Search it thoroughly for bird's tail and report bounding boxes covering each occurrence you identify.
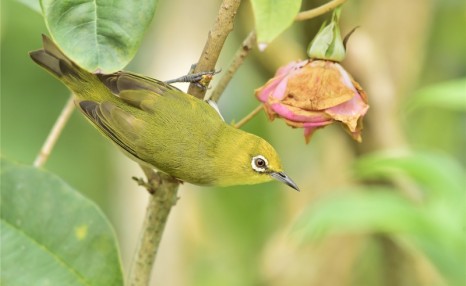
[29,34,86,82]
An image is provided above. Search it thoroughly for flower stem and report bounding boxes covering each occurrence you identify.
[295,0,348,22]
[33,94,75,168]
[234,104,264,129]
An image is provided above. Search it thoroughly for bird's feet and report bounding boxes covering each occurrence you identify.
[165,64,221,90]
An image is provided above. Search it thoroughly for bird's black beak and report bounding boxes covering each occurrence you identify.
[270,172,300,192]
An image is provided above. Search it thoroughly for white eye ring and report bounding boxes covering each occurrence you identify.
[251,155,268,172]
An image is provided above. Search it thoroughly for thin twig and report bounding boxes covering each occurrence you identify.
[234,104,264,129]
[295,0,347,21]
[128,166,179,286]
[187,0,242,99]
[33,94,75,168]
[209,0,348,103]
[209,31,257,102]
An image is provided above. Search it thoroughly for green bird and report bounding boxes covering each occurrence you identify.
[30,35,299,191]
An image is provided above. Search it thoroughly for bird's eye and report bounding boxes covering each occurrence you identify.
[251,155,268,172]
[256,158,265,167]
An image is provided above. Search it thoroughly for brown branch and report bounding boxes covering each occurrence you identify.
[187,0,242,99]
[129,0,243,284]
[128,166,179,286]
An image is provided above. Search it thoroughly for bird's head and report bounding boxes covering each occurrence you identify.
[216,129,300,191]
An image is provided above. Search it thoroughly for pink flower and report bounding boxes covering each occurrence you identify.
[255,59,369,143]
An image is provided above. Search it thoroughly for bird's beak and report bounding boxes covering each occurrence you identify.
[270,171,300,192]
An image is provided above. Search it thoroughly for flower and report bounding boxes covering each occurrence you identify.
[255,6,368,143]
[255,59,369,143]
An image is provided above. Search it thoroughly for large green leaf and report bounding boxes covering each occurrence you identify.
[40,0,159,73]
[250,0,302,50]
[0,158,123,286]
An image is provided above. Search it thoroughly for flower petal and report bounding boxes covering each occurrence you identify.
[276,60,306,77]
[255,60,308,102]
[325,93,369,132]
[270,103,331,123]
[282,60,354,110]
[303,125,328,144]
[255,76,283,102]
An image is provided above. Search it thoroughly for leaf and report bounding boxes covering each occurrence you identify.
[405,78,466,112]
[251,0,302,50]
[354,150,464,200]
[355,151,466,285]
[0,158,123,286]
[293,187,465,286]
[293,188,431,241]
[40,0,159,73]
[15,0,41,13]
[294,150,466,286]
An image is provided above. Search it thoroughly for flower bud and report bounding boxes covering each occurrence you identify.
[255,59,368,143]
[307,6,346,62]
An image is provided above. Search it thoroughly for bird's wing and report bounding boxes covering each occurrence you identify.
[97,72,223,124]
[78,100,148,162]
[96,72,183,112]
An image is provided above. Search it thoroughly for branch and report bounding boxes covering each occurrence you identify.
[187,0,242,99]
[127,166,179,286]
[208,31,256,102]
[295,0,347,22]
[129,0,243,284]
[34,94,75,168]
[234,104,263,129]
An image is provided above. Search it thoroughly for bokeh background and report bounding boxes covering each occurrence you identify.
[1,0,465,285]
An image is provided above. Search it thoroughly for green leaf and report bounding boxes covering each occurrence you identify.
[405,78,466,112]
[293,188,430,241]
[40,0,159,73]
[0,158,123,286]
[251,0,302,50]
[354,151,464,200]
[293,187,465,285]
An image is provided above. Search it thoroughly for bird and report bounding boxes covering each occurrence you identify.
[30,35,299,191]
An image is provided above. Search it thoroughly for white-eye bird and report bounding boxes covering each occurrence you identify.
[30,35,299,191]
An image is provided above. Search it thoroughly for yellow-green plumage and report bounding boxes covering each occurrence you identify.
[30,35,299,190]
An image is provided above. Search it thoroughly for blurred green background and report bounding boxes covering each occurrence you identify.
[1,0,465,285]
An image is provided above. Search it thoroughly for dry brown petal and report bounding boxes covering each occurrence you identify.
[282,61,354,111]
[352,78,368,104]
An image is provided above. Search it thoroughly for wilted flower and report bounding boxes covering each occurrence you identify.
[255,59,368,143]
[255,6,368,143]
